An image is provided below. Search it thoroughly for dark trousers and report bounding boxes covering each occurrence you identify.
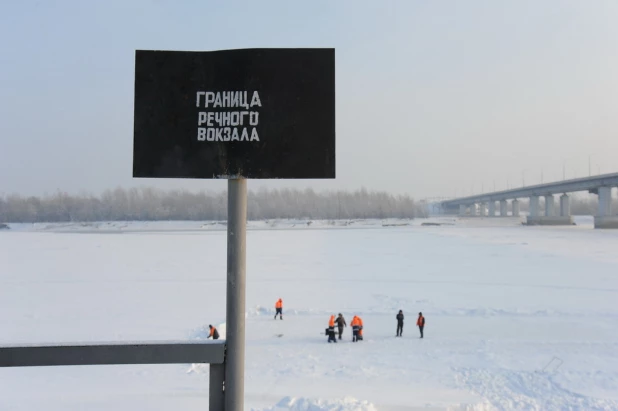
[419,325,424,338]
[275,308,282,319]
[352,326,359,342]
[338,326,344,339]
[327,327,337,343]
[396,323,403,336]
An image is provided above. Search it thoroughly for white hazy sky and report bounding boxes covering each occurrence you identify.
[1,0,617,199]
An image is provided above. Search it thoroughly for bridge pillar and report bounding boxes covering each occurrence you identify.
[469,204,476,216]
[526,195,540,225]
[527,194,573,225]
[594,187,618,228]
[499,200,508,217]
[459,204,466,216]
[529,196,540,217]
[598,187,612,216]
[560,194,570,217]
[545,195,555,216]
[479,203,487,217]
[488,201,496,217]
[512,200,520,217]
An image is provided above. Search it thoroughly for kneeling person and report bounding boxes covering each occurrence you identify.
[208,325,219,340]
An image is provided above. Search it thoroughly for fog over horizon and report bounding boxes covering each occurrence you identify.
[1,1,617,200]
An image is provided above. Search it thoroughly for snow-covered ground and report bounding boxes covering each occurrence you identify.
[1,217,618,410]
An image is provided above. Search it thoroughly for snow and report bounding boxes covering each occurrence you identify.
[4,218,414,233]
[255,396,378,411]
[1,217,618,410]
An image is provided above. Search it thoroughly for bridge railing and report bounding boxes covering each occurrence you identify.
[0,340,226,410]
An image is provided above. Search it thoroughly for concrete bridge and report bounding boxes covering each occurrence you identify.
[437,172,618,229]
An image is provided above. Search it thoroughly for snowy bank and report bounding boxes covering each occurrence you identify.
[253,396,378,411]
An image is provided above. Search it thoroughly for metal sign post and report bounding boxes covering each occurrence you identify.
[225,178,247,411]
[133,48,335,410]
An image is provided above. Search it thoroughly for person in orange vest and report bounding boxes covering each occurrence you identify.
[274,298,283,320]
[417,312,425,338]
[356,316,364,341]
[326,315,337,343]
[208,325,219,340]
[351,316,360,342]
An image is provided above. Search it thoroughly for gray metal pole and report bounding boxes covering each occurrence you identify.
[225,178,247,411]
[209,363,225,410]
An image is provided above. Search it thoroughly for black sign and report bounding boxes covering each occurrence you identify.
[133,48,335,179]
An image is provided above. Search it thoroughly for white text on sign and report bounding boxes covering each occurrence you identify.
[195,91,262,142]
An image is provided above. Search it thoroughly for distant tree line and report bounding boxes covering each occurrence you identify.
[0,187,421,223]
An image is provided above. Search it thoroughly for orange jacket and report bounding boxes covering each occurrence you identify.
[329,315,335,327]
[353,316,363,335]
[417,315,425,326]
[209,327,216,337]
[275,299,282,309]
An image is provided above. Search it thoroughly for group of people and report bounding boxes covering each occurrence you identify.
[206,299,427,342]
[326,313,364,343]
[396,310,425,338]
[326,310,425,342]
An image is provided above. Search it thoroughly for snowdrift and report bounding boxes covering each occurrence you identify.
[254,396,378,411]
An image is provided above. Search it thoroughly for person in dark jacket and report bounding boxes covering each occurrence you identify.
[417,312,425,338]
[396,310,404,337]
[208,325,220,340]
[335,313,347,340]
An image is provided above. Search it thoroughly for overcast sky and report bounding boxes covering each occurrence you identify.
[1,1,617,199]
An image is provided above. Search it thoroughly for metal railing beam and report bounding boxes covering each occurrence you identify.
[0,341,225,367]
